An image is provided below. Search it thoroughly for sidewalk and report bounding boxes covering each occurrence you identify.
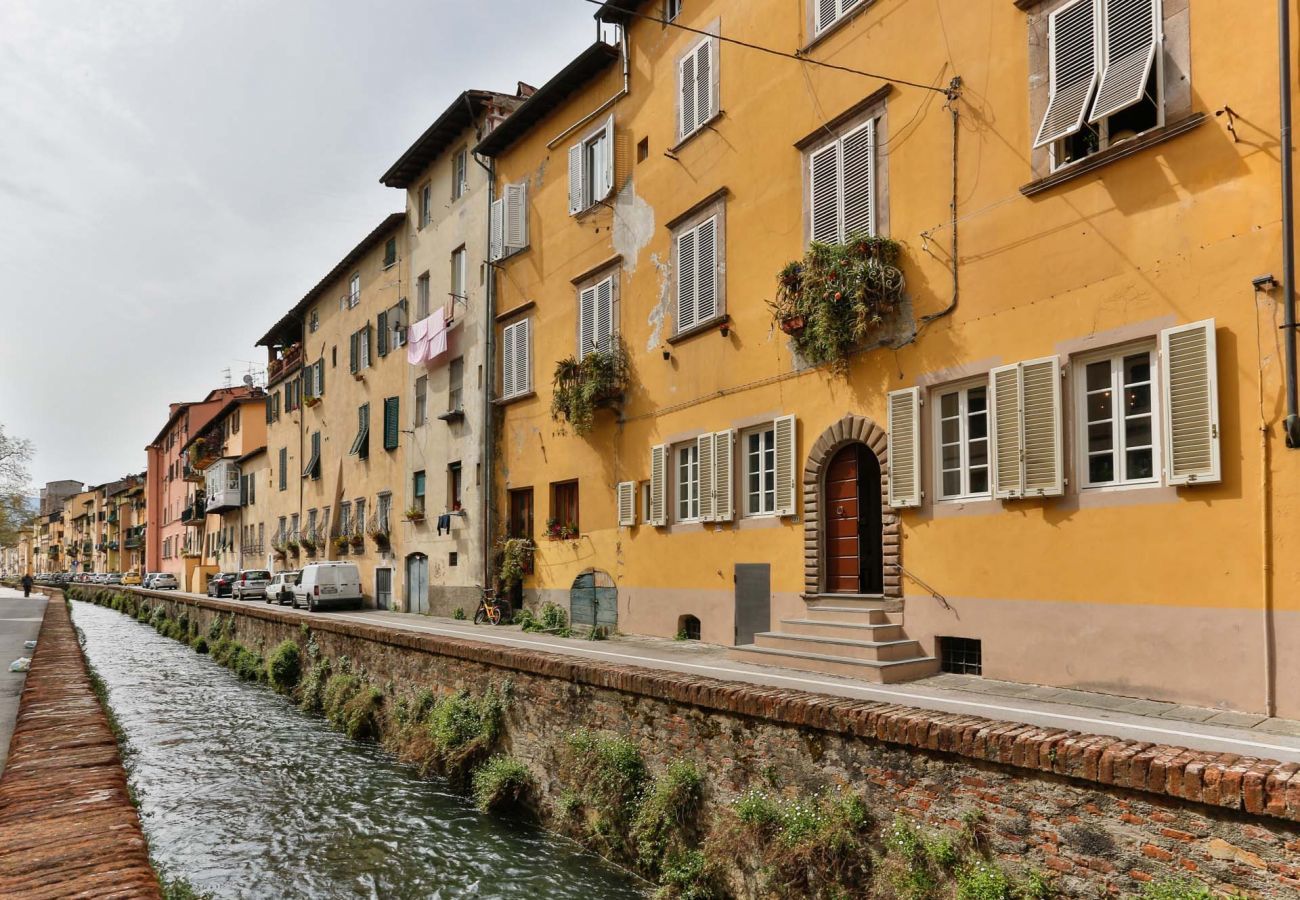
[0,588,46,775]
[173,590,1300,763]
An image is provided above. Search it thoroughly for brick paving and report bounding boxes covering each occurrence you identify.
[0,594,159,899]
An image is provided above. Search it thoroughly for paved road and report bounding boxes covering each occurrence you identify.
[0,587,47,775]
[141,588,1300,763]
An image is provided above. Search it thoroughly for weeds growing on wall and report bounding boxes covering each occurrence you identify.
[266,640,301,693]
[515,601,571,637]
[472,754,535,813]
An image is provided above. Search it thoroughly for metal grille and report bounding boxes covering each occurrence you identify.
[939,637,982,676]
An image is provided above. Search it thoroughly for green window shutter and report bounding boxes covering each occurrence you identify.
[279,448,287,491]
[265,396,273,424]
[349,332,358,373]
[316,360,325,396]
[384,396,399,450]
[378,311,389,357]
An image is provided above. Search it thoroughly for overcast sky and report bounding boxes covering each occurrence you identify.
[0,0,601,490]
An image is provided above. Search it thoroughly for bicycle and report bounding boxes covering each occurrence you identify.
[473,586,512,626]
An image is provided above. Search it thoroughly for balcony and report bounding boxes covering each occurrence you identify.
[205,461,241,513]
[107,511,118,524]
[107,540,119,551]
[182,495,206,525]
[268,342,303,385]
[82,542,93,555]
[124,535,143,550]
[182,461,205,483]
[188,434,224,472]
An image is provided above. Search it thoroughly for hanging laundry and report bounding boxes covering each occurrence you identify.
[407,316,432,365]
[426,304,449,362]
[436,513,452,536]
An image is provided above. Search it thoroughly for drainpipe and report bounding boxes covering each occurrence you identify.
[474,151,497,593]
[546,25,630,151]
[1281,0,1300,447]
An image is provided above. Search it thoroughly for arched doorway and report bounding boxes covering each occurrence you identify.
[825,444,884,594]
[405,553,428,614]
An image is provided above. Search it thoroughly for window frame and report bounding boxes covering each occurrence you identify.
[413,470,426,511]
[677,32,720,144]
[574,267,619,360]
[419,182,432,228]
[452,148,469,201]
[348,272,361,308]
[931,379,993,503]
[414,374,428,426]
[1072,340,1162,492]
[675,442,701,523]
[812,0,868,38]
[416,272,431,320]
[741,425,778,518]
[800,97,887,247]
[670,196,726,338]
[550,480,580,535]
[500,318,532,400]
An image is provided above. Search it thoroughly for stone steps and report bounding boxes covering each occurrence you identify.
[754,631,921,662]
[729,644,939,683]
[779,617,905,641]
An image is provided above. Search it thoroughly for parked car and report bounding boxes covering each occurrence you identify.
[91,573,107,584]
[142,572,161,588]
[152,573,179,590]
[231,569,272,602]
[266,571,299,606]
[121,572,141,586]
[105,573,123,585]
[207,572,238,598]
[290,562,363,612]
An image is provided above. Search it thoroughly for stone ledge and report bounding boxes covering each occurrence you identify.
[116,586,1300,824]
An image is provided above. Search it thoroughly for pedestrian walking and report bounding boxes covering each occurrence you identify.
[21,573,33,598]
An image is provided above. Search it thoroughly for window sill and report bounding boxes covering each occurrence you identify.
[667,314,729,346]
[798,1,880,56]
[437,409,465,423]
[1020,113,1206,198]
[669,111,725,154]
[494,391,535,407]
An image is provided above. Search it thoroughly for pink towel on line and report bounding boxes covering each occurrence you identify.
[426,305,449,361]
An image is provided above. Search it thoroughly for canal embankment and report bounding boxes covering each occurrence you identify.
[80,585,1300,898]
[0,590,160,899]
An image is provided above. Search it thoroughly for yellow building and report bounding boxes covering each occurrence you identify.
[258,214,410,608]
[481,0,1300,716]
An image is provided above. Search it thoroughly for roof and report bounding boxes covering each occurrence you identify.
[593,0,650,24]
[147,387,253,447]
[380,90,513,188]
[475,42,621,158]
[257,213,406,348]
[180,392,267,453]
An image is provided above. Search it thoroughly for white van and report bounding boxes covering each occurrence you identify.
[290,562,364,612]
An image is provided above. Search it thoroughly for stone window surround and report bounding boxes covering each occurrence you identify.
[666,188,728,343]
[801,414,902,599]
[797,86,891,247]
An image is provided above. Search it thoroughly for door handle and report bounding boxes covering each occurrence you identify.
[836,505,846,518]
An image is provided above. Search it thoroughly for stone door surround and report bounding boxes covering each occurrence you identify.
[802,414,901,599]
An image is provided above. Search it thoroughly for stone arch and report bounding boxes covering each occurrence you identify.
[801,414,901,599]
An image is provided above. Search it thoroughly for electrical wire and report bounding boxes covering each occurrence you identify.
[578,0,955,97]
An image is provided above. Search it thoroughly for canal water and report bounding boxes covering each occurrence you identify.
[71,600,645,899]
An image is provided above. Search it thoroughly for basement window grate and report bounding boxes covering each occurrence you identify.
[678,615,701,641]
[939,637,982,676]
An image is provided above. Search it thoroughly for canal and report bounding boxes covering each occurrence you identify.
[71,600,646,899]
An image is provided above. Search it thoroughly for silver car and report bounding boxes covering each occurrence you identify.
[152,573,179,590]
[265,571,299,606]
[231,569,272,601]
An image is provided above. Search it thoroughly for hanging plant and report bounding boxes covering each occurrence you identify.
[497,539,534,590]
[348,532,365,550]
[768,235,905,370]
[550,342,629,436]
[333,535,350,552]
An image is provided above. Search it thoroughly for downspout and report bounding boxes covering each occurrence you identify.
[474,151,497,593]
[546,24,630,150]
[1281,0,1299,447]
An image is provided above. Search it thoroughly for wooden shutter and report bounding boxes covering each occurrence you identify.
[809,141,841,244]
[617,481,636,527]
[578,286,597,359]
[989,363,1024,498]
[887,388,922,508]
[377,310,389,356]
[568,143,584,214]
[696,217,717,323]
[504,182,528,251]
[595,276,614,353]
[515,319,531,394]
[599,114,615,201]
[1090,0,1159,123]
[1161,319,1220,485]
[1034,0,1100,148]
[489,198,504,261]
[714,429,735,522]
[265,396,273,424]
[676,228,697,332]
[679,49,697,139]
[1020,356,1064,496]
[694,38,713,127]
[383,397,400,450]
[773,414,797,517]
[501,323,517,398]
[349,331,358,374]
[316,360,324,397]
[697,432,716,522]
[841,119,875,239]
[816,0,838,34]
[649,444,668,526]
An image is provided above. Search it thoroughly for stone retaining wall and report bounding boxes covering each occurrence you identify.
[121,587,1300,896]
[0,592,160,899]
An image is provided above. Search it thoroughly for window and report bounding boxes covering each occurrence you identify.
[808,118,877,245]
[666,0,682,21]
[676,444,700,522]
[1034,0,1162,171]
[1077,346,1158,489]
[348,272,361,308]
[744,427,777,516]
[417,272,431,320]
[419,182,432,228]
[277,516,287,543]
[678,36,716,142]
[568,116,614,215]
[339,502,351,538]
[939,637,982,676]
[452,148,468,200]
[934,383,991,501]
[448,357,464,412]
[383,237,397,268]
[383,397,400,451]
[448,462,462,511]
[413,470,426,511]
[278,448,287,491]
[500,319,531,400]
[551,481,579,534]
[377,493,391,533]
[815,0,866,35]
[451,247,466,301]
[489,185,528,261]
[290,513,299,540]
[414,375,428,426]
[350,325,372,373]
[305,431,321,480]
[307,508,317,541]
[577,274,616,359]
[354,499,365,536]
[673,213,721,333]
[350,403,370,460]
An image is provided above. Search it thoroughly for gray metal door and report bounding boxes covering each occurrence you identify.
[734,563,771,646]
[405,554,428,614]
[375,568,392,611]
[570,571,618,629]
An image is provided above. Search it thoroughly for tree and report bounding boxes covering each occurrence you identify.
[0,425,34,548]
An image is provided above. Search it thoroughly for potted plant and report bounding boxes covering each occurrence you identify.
[549,342,630,436]
[545,518,563,540]
[404,506,426,523]
[367,522,390,549]
[497,538,534,591]
[299,534,317,553]
[348,531,364,550]
[286,539,299,556]
[333,535,350,552]
[304,396,321,408]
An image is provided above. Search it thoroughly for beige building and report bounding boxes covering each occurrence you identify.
[379,88,527,614]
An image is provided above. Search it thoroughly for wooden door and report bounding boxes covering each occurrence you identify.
[825,445,885,594]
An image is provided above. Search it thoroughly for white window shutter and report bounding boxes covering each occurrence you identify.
[841,120,875,239]
[809,142,841,244]
[489,199,504,261]
[578,286,597,360]
[1034,0,1101,149]
[649,444,668,526]
[568,143,584,215]
[695,38,713,127]
[595,276,614,353]
[816,0,837,34]
[617,481,636,527]
[696,433,716,522]
[773,415,797,517]
[1161,319,1221,485]
[600,114,615,201]
[989,364,1025,498]
[1090,0,1159,123]
[1020,356,1064,497]
[679,50,697,139]
[504,182,528,251]
[500,323,517,398]
[886,388,922,508]
[516,319,531,394]
[714,429,735,522]
[696,217,717,322]
[677,228,697,331]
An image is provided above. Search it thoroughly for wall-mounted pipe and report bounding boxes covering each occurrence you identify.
[1279,0,1299,447]
[546,26,630,151]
